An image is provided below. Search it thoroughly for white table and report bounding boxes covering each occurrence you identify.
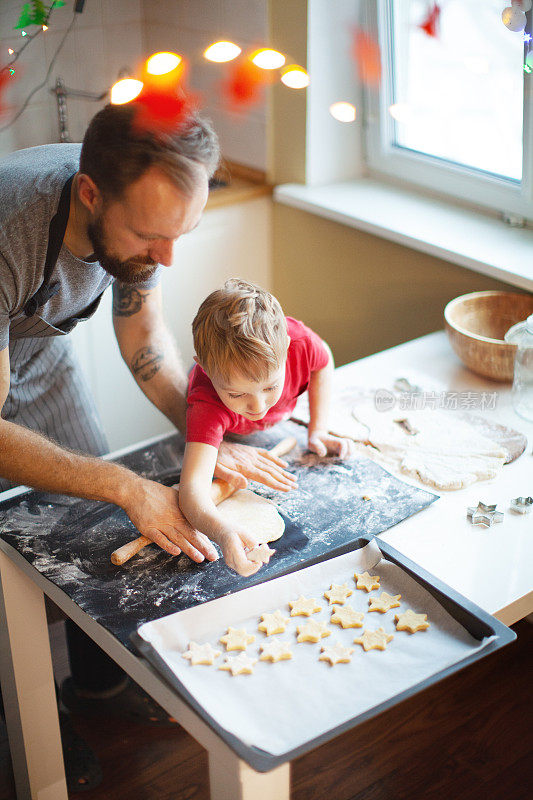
[0,331,531,800]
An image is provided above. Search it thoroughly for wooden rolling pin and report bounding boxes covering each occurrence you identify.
[110,436,297,566]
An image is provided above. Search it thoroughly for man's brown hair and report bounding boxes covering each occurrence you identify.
[79,103,220,199]
[193,279,289,382]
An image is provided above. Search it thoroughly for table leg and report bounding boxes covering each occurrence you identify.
[0,550,68,800]
[208,750,290,800]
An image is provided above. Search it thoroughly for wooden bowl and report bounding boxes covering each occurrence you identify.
[444,291,533,382]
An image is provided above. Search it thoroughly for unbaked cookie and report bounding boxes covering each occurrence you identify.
[353,628,394,651]
[395,609,430,633]
[219,652,258,676]
[219,627,256,651]
[354,571,380,592]
[324,583,353,605]
[258,610,290,636]
[296,620,331,643]
[289,596,322,616]
[259,640,293,662]
[182,642,221,665]
[247,543,275,564]
[368,592,401,613]
[319,641,355,665]
[330,605,364,629]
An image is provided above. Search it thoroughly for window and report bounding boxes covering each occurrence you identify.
[364,0,533,220]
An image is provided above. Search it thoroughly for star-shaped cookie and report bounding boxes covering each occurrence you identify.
[219,627,256,651]
[296,620,331,643]
[353,628,394,651]
[395,609,429,633]
[368,592,401,613]
[330,605,364,629]
[354,571,380,592]
[182,642,221,665]
[319,641,355,665]
[219,652,257,676]
[259,640,293,662]
[247,543,275,564]
[289,596,322,616]
[258,610,290,636]
[324,583,353,605]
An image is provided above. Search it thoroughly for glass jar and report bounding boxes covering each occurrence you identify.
[506,314,533,421]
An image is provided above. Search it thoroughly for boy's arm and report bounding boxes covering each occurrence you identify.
[307,342,353,459]
[179,442,270,576]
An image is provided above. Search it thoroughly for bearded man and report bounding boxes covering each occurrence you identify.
[0,103,294,790]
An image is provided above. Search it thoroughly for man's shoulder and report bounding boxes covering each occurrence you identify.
[0,143,81,226]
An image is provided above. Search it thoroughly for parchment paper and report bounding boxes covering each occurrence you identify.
[137,541,493,756]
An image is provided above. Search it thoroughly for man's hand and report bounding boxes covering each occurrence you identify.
[122,477,219,563]
[308,429,354,460]
[215,441,297,492]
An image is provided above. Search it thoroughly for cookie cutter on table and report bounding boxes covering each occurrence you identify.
[510,496,533,514]
[467,501,504,528]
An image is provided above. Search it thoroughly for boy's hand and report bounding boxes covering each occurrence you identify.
[216,527,274,577]
[215,441,297,493]
[308,429,353,460]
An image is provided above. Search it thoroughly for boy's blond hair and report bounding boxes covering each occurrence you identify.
[193,279,289,382]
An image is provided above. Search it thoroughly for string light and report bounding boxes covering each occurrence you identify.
[251,48,285,70]
[145,52,181,75]
[204,41,241,63]
[329,101,357,123]
[110,78,143,104]
[42,25,48,31]
[8,49,14,55]
[21,30,27,37]
[280,65,309,89]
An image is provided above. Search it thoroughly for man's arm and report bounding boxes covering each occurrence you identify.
[112,282,298,491]
[0,346,218,563]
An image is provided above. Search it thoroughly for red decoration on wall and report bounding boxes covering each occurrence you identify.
[221,58,268,109]
[419,3,441,37]
[0,67,14,120]
[132,86,198,135]
[351,28,381,87]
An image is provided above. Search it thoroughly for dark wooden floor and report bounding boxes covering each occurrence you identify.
[1,619,531,800]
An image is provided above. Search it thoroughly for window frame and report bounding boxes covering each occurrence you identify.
[363,0,533,222]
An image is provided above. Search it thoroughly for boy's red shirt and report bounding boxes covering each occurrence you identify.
[186,317,329,448]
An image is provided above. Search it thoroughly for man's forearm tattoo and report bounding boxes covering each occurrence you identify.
[131,346,164,382]
[113,287,149,317]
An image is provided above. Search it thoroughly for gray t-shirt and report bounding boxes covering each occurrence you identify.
[0,143,160,351]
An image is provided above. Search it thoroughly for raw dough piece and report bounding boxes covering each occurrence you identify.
[258,610,290,636]
[353,628,394,651]
[296,620,331,643]
[260,640,293,662]
[350,403,508,491]
[330,605,364,629]
[217,489,285,543]
[324,583,353,605]
[247,543,275,564]
[182,642,221,665]
[219,627,255,651]
[395,609,429,633]
[319,642,355,665]
[289,596,322,616]
[354,571,380,592]
[368,592,401,613]
[219,653,257,676]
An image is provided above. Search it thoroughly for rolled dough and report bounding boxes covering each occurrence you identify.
[217,489,285,544]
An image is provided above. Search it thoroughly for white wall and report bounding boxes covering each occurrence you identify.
[0,0,268,168]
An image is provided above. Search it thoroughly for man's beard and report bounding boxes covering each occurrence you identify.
[87,216,158,285]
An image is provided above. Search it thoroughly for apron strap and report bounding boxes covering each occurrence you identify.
[23,173,75,317]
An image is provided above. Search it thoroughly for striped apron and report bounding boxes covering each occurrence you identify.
[0,174,109,491]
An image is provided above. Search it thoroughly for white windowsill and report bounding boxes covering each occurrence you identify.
[273,179,533,293]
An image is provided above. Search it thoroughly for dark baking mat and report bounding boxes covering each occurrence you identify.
[0,422,437,649]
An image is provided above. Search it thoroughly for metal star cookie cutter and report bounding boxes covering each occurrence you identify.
[510,496,533,514]
[467,501,504,528]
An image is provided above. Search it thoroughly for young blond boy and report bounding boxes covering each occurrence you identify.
[179,279,352,577]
